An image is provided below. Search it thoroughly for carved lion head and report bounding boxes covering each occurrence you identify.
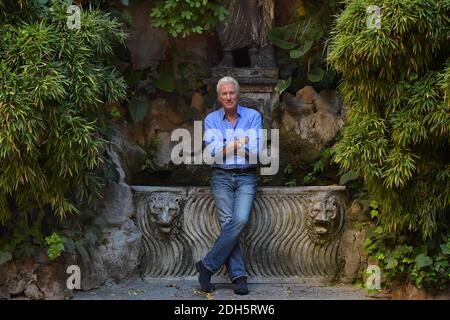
[305,194,342,244]
[148,192,184,235]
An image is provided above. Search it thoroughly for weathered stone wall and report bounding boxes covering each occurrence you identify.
[78,126,144,290]
[0,256,74,300]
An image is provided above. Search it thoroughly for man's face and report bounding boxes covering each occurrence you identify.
[218,83,238,112]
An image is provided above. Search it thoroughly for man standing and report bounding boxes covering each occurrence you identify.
[196,76,262,295]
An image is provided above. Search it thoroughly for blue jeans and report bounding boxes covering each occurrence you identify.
[202,169,257,282]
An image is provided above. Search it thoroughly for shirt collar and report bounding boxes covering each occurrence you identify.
[221,104,242,120]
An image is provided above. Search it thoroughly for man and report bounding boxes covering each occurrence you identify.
[196,76,262,295]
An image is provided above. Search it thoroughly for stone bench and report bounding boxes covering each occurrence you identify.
[132,186,349,282]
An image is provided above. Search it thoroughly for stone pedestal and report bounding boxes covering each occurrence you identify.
[206,66,279,128]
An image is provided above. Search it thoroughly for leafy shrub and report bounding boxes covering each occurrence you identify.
[45,233,66,261]
[269,0,343,90]
[329,0,450,240]
[365,207,450,290]
[329,0,449,290]
[0,0,126,260]
[141,136,161,172]
[150,0,228,38]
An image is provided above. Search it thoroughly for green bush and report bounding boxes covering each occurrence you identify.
[150,0,228,38]
[45,232,66,261]
[0,0,126,260]
[269,0,343,90]
[364,213,450,290]
[329,0,449,289]
[329,0,450,240]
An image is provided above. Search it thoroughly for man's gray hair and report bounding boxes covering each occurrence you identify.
[216,76,240,94]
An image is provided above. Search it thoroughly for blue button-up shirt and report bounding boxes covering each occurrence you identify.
[203,104,263,170]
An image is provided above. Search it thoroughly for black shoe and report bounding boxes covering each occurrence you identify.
[233,276,249,295]
[195,261,214,293]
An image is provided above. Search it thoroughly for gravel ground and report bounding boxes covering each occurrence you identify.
[73,278,387,300]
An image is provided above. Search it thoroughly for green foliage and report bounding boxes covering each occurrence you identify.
[110,105,122,119]
[274,77,292,96]
[339,170,360,185]
[121,46,208,124]
[329,0,450,240]
[365,213,450,290]
[0,251,12,266]
[152,70,175,93]
[262,176,274,185]
[269,0,343,89]
[155,48,210,119]
[0,0,126,259]
[174,51,209,94]
[303,148,332,184]
[141,136,161,171]
[283,164,297,186]
[128,95,150,123]
[285,179,297,187]
[283,164,294,176]
[45,232,65,261]
[150,0,228,38]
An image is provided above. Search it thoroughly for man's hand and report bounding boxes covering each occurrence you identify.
[236,137,249,157]
[238,136,249,145]
[221,137,249,157]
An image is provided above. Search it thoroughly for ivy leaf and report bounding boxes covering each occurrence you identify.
[370,200,379,209]
[271,38,297,50]
[307,66,324,82]
[415,254,432,269]
[152,71,175,93]
[289,40,313,59]
[385,257,398,269]
[268,28,297,50]
[440,243,450,255]
[0,251,12,266]
[402,257,413,264]
[128,95,149,123]
[339,170,359,185]
[374,226,383,234]
[370,209,379,218]
[275,77,291,95]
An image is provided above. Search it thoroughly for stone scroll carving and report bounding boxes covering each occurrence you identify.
[133,186,347,280]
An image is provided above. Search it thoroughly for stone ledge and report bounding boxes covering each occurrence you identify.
[132,185,346,194]
[210,66,279,79]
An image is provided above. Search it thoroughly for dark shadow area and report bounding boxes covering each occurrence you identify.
[232,47,251,68]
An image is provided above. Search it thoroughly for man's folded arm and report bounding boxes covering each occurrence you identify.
[244,112,263,160]
[203,117,238,159]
